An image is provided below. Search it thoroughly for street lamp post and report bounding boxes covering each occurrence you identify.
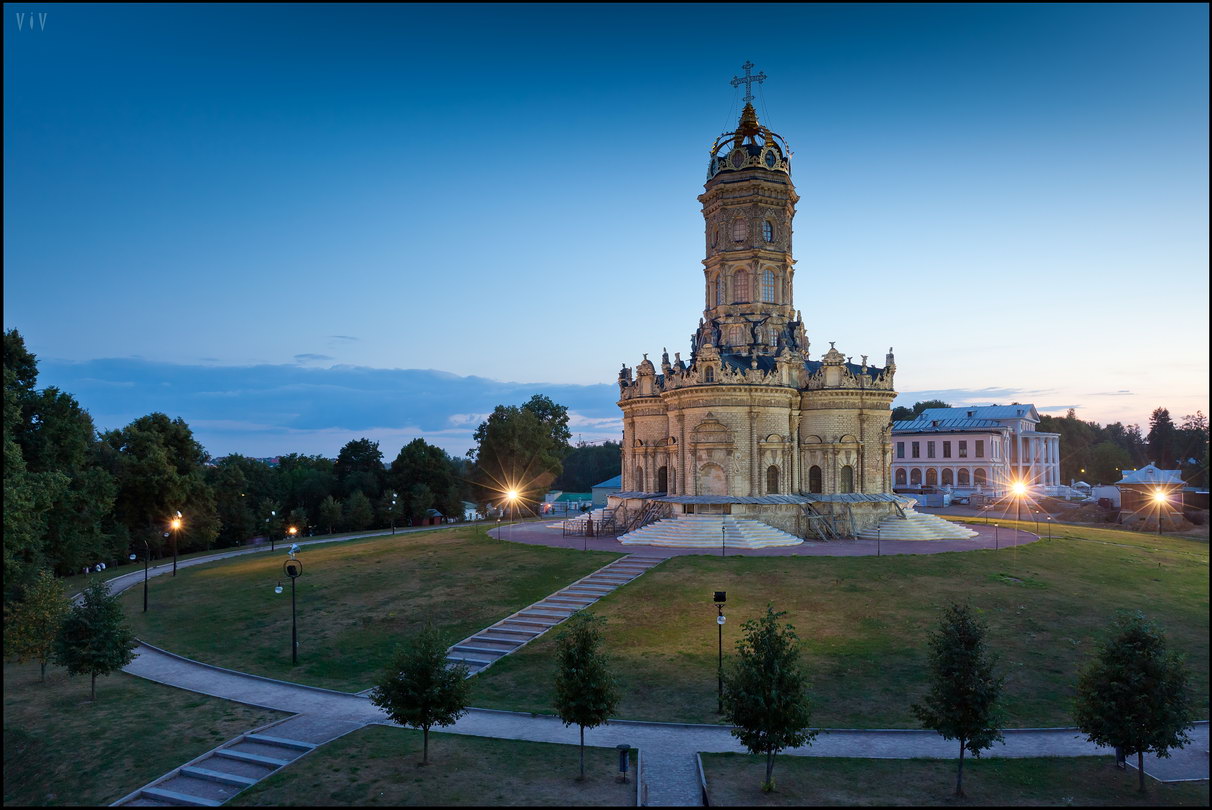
[390,493,398,535]
[279,552,304,665]
[721,521,726,558]
[268,510,276,552]
[1046,515,1052,540]
[128,538,150,612]
[994,523,999,551]
[713,591,727,714]
[169,512,183,576]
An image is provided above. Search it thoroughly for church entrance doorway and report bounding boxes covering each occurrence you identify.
[808,465,822,493]
[698,463,726,496]
[657,466,668,493]
[766,465,780,494]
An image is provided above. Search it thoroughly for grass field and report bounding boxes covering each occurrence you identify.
[701,753,1210,806]
[230,725,636,806]
[3,661,284,806]
[123,526,620,692]
[472,524,1208,726]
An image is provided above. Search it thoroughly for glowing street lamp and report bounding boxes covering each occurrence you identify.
[1010,481,1027,538]
[506,489,520,541]
[169,512,183,577]
[1152,489,1169,536]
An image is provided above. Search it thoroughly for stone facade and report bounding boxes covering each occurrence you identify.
[613,100,900,533]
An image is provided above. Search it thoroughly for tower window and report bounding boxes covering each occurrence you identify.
[733,271,749,303]
[732,218,747,242]
[762,269,776,303]
[705,366,715,383]
[714,275,724,307]
[763,220,774,242]
[711,227,719,248]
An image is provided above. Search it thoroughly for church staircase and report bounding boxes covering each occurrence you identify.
[618,514,802,549]
[858,508,980,541]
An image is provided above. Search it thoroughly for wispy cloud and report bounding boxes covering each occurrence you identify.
[1087,390,1133,396]
[294,353,334,363]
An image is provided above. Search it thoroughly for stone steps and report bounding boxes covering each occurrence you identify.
[116,728,318,806]
[444,555,666,675]
[619,516,802,548]
[858,511,980,541]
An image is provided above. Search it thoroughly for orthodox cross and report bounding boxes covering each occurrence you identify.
[730,61,766,104]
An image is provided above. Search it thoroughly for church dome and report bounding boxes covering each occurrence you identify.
[708,103,791,179]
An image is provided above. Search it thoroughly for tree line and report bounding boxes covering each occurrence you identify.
[893,399,1209,487]
[3,329,621,604]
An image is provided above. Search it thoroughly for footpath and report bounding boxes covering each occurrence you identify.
[88,525,1207,806]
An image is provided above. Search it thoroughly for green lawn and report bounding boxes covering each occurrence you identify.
[3,661,284,806]
[123,526,620,692]
[472,525,1208,727]
[702,753,1209,806]
[230,725,636,806]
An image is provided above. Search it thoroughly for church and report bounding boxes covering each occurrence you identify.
[605,66,937,545]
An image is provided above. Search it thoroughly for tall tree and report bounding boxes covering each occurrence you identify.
[1147,408,1178,468]
[52,579,137,700]
[369,628,471,765]
[522,394,573,458]
[1073,611,1195,793]
[334,439,385,499]
[4,569,70,681]
[390,439,463,521]
[1086,441,1132,485]
[722,605,816,793]
[552,441,622,492]
[3,369,68,602]
[553,612,620,780]
[470,400,566,511]
[911,602,1005,798]
[102,412,219,556]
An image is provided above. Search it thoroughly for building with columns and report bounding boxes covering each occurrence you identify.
[610,83,904,537]
[890,404,1062,497]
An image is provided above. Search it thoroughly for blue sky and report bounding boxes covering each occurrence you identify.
[4,4,1208,458]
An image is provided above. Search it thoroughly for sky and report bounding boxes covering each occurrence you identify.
[4,4,1208,459]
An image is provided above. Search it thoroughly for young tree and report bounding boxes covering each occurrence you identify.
[51,579,137,700]
[318,495,342,535]
[1073,611,1195,793]
[911,602,1005,798]
[344,490,374,531]
[553,612,620,780]
[4,569,70,681]
[722,605,816,792]
[369,628,471,765]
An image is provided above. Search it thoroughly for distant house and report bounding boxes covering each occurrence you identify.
[411,508,444,527]
[462,501,481,521]
[1116,463,1184,519]
[541,491,592,515]
[592,474,622,507]
[891,404,1061,497]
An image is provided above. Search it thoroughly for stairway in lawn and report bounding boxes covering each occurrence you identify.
[445,555,666,675]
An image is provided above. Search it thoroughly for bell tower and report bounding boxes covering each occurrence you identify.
[697,65,801,359]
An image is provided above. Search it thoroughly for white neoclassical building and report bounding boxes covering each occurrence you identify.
[891,404,1061,497]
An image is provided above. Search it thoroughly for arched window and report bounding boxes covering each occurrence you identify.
[635,466,644,491]
[766,465,780,494]
[762,220,774,242]
[910,468,922,485]
[711,227,719,248]
[958,468,970,486]
[808,465,822,493]
[840,465,854,493]
[942,469,954,486]
[926,469,938,487]
[705,366,715,383]
[657,466,668,493]
[714,275,724,307]
[733,271,749,303]
[973,468,987,487]
[895,468,907,486]
[727,325,744,346]
[762,269,776,303]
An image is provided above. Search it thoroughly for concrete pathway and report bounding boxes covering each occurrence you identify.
[91,523,1206,807]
